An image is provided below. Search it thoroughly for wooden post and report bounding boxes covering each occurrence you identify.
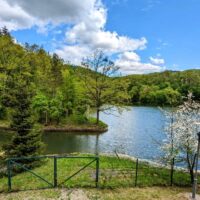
[170,158,174,186]
[96,157,99,188]
[135,159,138,187]
[7,160,12,191]
[54,156,57,187]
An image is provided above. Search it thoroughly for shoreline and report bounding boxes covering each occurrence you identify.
[0,125,108,134]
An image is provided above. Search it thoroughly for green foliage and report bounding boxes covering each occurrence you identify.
[49,91,64,123]
[0,31,44,161]
[0,29,199,131]
[32,92,49,124]
[138,85,181,106]
[0,103,6,119]
[69,114,88,124]
[80,50,130,124]
[33,91,65,125]
[125,70,200,106]
[87,117,108,128]
[2,64,44,161]
[61,69,76,115]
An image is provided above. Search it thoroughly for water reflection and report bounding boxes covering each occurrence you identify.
[0,107,166,161]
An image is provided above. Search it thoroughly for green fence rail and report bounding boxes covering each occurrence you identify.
[3,154,193,192]
[7,155,99,191]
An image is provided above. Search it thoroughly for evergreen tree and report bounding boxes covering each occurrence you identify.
[3,64,43,164]
[1,26,11,37]
[50,53,64,96]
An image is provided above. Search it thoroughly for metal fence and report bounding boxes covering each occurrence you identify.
[0,154,193,191]
[7,155,99,191]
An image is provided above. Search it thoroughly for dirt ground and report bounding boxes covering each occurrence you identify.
[0,187,199,200]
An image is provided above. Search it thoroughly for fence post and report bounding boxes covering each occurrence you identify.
[170,158,174,186]
[7,160,12,191]
[135,158,138,187]
[95,157,99,188]
[54,156,57,187]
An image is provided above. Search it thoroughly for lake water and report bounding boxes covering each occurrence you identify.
[0,107,166,161]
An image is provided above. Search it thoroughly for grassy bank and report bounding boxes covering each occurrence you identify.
[0,117,108,133]
[0,154,194,192]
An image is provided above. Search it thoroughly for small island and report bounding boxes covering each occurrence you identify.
[0,118,108,133]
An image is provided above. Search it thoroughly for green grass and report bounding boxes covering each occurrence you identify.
[63,115,107,128]
[87,117,108,128]
[0,119,10,127]
[0,154,192,192]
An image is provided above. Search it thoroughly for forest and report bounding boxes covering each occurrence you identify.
[123,69,200,106]
[0,27,200,129]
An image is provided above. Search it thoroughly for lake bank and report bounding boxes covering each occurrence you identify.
[0,124,108,134]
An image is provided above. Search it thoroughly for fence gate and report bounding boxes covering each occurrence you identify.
[7,155,99,191]
[56,156,99,188]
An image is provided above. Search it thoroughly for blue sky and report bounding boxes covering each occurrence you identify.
[1,0,200,74]
[103,0,200,71]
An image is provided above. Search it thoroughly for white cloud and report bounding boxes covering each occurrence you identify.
[120,51,141,62]
[0,0,165,74]
[0,0,34,30]
[56,2,147,67]
[64,6,147,53]
[149,56,165,65]
[1,0,97,30]
[55,45,90,65]
[116,52,164,74]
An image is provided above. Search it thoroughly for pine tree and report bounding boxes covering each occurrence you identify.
[3,65,43,167]
[1,26,11,37]
[50,53,64,96]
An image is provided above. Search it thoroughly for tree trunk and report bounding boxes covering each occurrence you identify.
[96,109,100,124]
[45,111,48,126]
[187,151,195,184]
[190,168,194,184]
[170,158,174,186]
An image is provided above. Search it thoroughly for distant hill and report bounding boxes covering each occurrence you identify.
[118,69,200,105]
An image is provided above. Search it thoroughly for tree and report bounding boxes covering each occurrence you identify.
[50,53,64,96]
[80,50,129,124]
[2,63,43,163]
[1,26,11,38]
[49,91,64,124]
[33,91,65,125]
[161,108,178,185]
[162,93,200,183]
[32,92,49,124]
[61,69,76,116]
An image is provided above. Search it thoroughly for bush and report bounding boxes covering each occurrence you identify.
[70,114,88,124]
[0,104,6,119]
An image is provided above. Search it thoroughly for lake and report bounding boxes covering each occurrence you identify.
[0,106,166,161]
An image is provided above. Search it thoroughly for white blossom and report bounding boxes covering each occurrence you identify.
[161,93,200,182]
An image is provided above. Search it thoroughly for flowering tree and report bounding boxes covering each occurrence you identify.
[161,108,179,185]
[162,93,200,183]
